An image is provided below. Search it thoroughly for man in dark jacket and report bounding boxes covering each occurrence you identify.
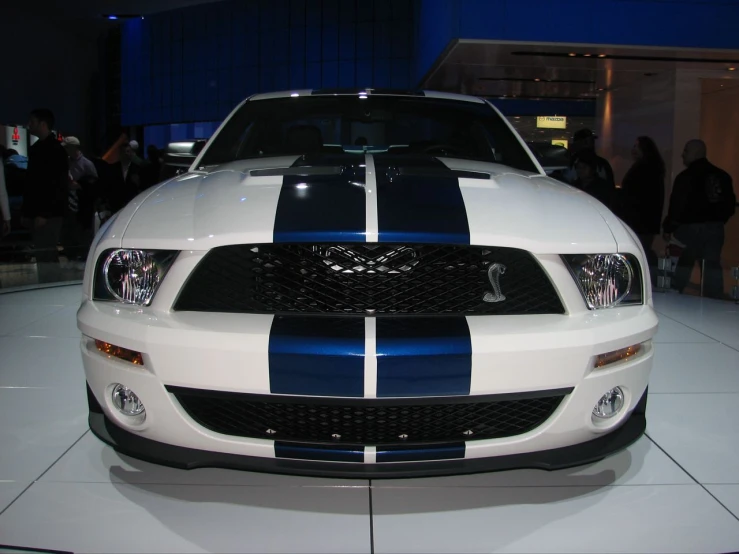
[663,139,736,299]
[108,142,141,213]
[23,109,69,283]
[572,150,614,208]
[557,129,616,189]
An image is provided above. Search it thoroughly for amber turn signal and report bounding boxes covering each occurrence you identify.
[95,340,144,366]
[594,343,642,368]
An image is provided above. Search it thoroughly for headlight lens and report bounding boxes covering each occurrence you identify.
[94,249,178,305]
[563,253,643,309]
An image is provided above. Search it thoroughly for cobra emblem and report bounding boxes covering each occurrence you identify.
[483,263,507,303]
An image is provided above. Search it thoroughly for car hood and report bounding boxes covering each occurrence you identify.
[121,154,618,254]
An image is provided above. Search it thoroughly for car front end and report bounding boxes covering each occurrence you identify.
[78,90,658,478]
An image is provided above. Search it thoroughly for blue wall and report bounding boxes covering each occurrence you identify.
[415,0,739,83]
[122,0,739,127]
[122,0,415,126]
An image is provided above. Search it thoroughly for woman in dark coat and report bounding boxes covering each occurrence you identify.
[616,136,665,284]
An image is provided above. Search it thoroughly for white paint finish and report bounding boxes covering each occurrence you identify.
[78,302,274,395]
[373,436,691,488]
[463,354,651,460]
[364,446,377,464]
[0,304,66,336]
[646,393,739,484]
[453,164,619,253]
[705,485,739,519]
[41,433,367,487]
[649,342,739,394]
[0,337,84,388]
[0,482,372,554]
[82,341,276,459]
[363,317,377,399]
[466,305,657,394]
[120,157,299,250]
[364,154,378,243]
[371,485,739,553]
[0,387,87,482]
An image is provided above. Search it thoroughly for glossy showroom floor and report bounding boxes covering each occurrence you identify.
[0,285,738,554]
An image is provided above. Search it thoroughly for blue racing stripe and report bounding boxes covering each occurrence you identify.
[275,442,364,463]
[373,154,470,244]
[376,443,466,463]
[268,316,365,397]
[376,317,472,397]
[273,155,366,243]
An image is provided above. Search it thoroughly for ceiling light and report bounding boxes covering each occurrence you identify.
[568,53,577,57]
[598,54,607,58]
[534,78,541,82]
[584,53,592,57]
[729,67,736,71]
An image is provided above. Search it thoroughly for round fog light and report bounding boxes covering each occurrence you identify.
[111,384,145,416]
[593,387,625,419]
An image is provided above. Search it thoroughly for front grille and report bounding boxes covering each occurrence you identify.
[170,387,567,446]
[174,244,564,315]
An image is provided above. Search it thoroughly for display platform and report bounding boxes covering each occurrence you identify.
[0,284,738,553]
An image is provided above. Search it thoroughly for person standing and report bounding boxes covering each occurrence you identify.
[109,142,141,213]
[0,160,10,238]
[571,151,614,208]
[61,136,98,267]
[23,109,69,283]
[663,139,736,299]
[615,136,665,284]
[559,129,616,189]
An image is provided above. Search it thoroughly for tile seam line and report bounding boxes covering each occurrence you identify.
[0,430,89,518]
[654,310,739,352]
[645,432,739,524]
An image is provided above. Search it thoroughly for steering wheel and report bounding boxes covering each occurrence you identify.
[422,143,466,157]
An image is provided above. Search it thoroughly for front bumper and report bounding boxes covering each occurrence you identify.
[78,298,658,477]
[88,384,647,478]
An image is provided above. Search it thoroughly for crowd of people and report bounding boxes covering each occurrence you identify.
[0,108,165,283]
[552,129,736,299]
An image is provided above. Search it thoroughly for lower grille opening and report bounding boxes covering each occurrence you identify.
[168,387,568,446]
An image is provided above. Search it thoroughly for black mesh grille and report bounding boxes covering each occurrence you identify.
[174,244,564,315]
[170,388,566,446]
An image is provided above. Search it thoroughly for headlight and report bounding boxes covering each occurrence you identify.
[94,249,178,305]
[563,253,643,309]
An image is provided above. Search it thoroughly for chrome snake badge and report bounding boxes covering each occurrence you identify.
[483,263,507,303]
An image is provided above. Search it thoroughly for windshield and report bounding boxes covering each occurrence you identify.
[198,95,539,173]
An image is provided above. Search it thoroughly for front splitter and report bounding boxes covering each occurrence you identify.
[88,390,647,479]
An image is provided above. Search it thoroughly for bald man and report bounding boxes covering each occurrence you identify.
[663,139,736,299]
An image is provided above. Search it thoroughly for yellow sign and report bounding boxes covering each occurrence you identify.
[552,139,568,149]
[536,116,567,129]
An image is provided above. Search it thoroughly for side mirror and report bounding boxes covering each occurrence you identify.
[162,140,207,172]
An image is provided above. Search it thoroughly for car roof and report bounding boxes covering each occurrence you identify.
[247,89,486,104]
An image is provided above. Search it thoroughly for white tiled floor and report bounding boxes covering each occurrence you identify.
[0,284,738,553]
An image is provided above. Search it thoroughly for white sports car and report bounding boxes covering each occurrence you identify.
[78,89,658,478]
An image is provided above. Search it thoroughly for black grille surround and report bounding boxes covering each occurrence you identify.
[173,243,565,316]
[168,387,570,446]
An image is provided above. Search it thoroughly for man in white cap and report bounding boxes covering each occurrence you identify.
[62,136,98,267]
[129,139,144,166]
